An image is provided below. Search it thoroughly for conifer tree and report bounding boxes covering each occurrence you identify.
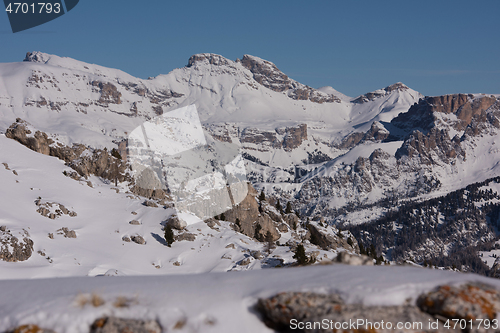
[285,201,293,214]
[254,224,262,241]
[164,225,174,247]
[264,230,275,255]
[258,190,266,202]
[293,244,309,265]
[276,199,283,215]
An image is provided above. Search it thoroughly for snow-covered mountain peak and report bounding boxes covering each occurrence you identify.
[237,54,340,104]
[385,82,409,92]
[23,51,51,63]
[186,53,235,68]
[352,82,414,104]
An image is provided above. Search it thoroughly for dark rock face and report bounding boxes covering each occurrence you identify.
[239,55,339,104]
[0,228,33,262]
[90,317,162,333]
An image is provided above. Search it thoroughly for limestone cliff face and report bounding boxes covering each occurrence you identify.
[392,94,498,131]
[280,124,307,151]
[239,124,307,152]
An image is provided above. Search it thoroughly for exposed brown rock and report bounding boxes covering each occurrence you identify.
[92,81,122,105]
[396,128,465,164]
[7,324,55,333]
[223,183,280,241]
[417,283,500,321]
[337,132,364,150]
[257,291,453,333]
[307,222,359,252]
[6,119,130,185]
[57,227,77,238]
[90,317,161,333]
[0,228,34,262]
[240,124,307,152]
[281,124,307,151]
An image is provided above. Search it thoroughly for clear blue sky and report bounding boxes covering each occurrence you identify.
[1,0,499,97]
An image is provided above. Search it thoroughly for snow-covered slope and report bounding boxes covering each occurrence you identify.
[1,132,350,279]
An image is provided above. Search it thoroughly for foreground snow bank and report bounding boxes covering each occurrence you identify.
[1,265,500,333]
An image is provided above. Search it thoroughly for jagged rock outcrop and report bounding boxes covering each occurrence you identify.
[239,54,340,103]
[337,121,389,149]
[363,121,390,142]
[392,94,498,132]
[223,183,280,241]
[0,228,34,262]
[92,81,122,105]
[187,53,234,67]
[395,127,465,164]
[6,119,129,184]
[336,131,364,150]
[307,222,359,253]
